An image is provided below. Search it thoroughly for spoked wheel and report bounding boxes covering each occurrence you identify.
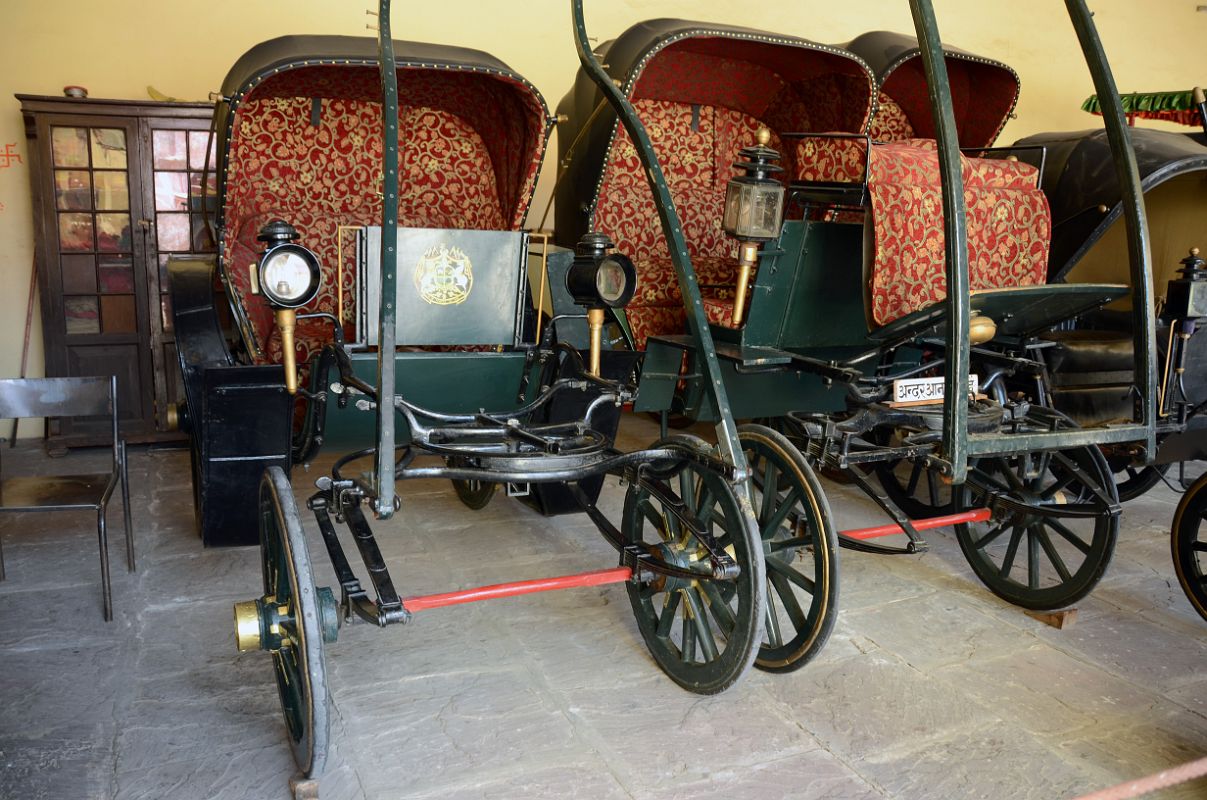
[876,455,955,518]
[1109,457,1171,503]
[954,446,1119,610]
[452,478,497,510]
[1171,473,1207,622]
[257,466,333,779]
[447,457,497,510]
[739,425,839,673]
[622,435,765,694]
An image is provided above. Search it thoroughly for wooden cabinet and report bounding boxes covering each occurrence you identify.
[19,96,227,446]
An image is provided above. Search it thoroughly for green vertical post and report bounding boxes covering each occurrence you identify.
[909,0,969,483]
[568,0,748,478]
[1064,0,1157,459]
[374,0,400,517]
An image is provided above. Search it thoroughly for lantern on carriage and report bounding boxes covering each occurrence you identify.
[722,127,784,325]
[252,220,321,394]
[566,231,637,376]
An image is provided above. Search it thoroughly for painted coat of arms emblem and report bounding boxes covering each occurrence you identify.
[414,244,473,305]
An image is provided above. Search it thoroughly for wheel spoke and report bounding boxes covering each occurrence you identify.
[767,553,816,594]
[1035,524,1073,583]
[927,469,942,506]
[999,524,1025,578]
[1039,472,1076,501]
[1192,541,1207,553]
[768,564,809,632]
[684,589,719,662]
[1046,517,1092,555]
[638,498,671,542]
[972,516,1014,550]
[655,590,682,638]
[761,487,802,541]
[764,578,783,647]
[759,458,777,524]
[698,579,737,636]
[1027,526,1041,590]
[680,601,696,663]
[906,460,923,496]
[769,535,811,554]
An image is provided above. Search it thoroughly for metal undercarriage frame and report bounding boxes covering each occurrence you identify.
[302,339,743,630]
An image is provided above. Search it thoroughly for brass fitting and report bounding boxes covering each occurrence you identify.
[587,307,605,377]
[731,242,760,326]
[233,600,264,652]
[165,403,179,431]
[276,308,299,394]
[969,314,997,346]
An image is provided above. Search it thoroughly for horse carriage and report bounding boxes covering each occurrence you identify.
[168,0,1155,786]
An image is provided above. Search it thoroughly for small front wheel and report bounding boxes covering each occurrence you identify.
[257,466,332,779]
[622,435,765,694]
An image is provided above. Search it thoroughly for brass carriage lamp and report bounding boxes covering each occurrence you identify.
[253,220,322,394]
[723,128,785,325]
[567,232,637,377]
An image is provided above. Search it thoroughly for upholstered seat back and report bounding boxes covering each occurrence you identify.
[793,135,1050,326]
[220,63,548,363]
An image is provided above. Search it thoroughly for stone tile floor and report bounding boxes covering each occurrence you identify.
[1,414,1206,799]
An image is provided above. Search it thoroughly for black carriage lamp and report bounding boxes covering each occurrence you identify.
[1167,247,1207,322]
[252,220,322,394]
[723,127,785,326]
[567,232,637,376]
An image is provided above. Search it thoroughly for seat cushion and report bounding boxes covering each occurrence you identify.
[0,474,112,511]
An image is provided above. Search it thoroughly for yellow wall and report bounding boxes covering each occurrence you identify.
[0,0,1201,432]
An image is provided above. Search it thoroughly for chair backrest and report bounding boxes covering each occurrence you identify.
[0,376,115,420]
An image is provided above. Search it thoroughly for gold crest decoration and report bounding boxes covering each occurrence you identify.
[414,244,473,306]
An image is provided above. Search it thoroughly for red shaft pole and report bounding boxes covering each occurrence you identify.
[841,508,992,541]
[403,566,633,613]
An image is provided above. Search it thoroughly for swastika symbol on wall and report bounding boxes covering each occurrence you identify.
[0,144,23,169]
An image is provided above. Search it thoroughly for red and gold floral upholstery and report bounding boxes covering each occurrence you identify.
[221,66,547,364]
[792,134,1050,326]
[595,100,793,348]
[588,38,874,349]
[869,92,915,142]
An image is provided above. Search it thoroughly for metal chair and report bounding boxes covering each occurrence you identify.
[0,376,133,620]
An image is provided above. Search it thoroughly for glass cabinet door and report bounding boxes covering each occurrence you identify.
[43,116,152,433]
[141,118,221,430]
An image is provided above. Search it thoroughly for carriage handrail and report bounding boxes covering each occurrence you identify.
[569,0,749,481]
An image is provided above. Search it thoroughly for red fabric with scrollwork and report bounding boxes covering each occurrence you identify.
[222,67,546,364]
[869,92,915,142]
[597,99,795,348]
[790,135,1050,326]
[863,142,1049,325]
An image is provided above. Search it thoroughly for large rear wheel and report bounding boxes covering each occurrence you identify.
[954,446,1119,610]
[622,435,764,694]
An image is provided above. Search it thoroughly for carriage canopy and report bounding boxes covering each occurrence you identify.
[555,19,876,249]
[213,35,551,360]
[845,31,1020,149]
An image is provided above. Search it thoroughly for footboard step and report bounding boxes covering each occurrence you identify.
[1024,608,1078,629]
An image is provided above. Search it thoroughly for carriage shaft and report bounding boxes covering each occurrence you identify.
[841,508,991,541]
[402,567,633,613]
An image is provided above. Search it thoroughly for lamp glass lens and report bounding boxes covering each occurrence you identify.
[724,181,784,240]
[596,258,628,304]
[262,250,313,303]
